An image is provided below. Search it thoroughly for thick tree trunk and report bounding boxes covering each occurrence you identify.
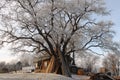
[59,51,71,77]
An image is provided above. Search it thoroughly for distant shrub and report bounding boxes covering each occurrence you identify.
[0,68,9,73]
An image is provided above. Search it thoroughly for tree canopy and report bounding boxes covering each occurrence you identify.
[0,0,114,55]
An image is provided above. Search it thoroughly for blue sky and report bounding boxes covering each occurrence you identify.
[0,0,120,62]
[105,0,120,42]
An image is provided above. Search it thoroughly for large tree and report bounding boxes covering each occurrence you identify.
[0,0,114,77]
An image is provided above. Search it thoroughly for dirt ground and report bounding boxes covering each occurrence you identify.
[0,73,76,80]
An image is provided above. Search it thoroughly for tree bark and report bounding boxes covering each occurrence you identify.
[58,50,71,77]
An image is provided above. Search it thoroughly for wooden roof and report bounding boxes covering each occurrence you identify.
[33,55,50,63]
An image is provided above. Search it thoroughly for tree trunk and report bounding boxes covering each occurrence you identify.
[58,51,71,77]
[72,52,75,65]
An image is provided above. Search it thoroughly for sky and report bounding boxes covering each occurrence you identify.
[0,0,120,63]
[0,44,18,63]
[105,0,120,42]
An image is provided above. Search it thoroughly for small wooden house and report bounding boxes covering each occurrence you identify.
[34,55,62,74]
[33,55,51,73]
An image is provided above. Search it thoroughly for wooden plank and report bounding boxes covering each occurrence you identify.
[45,56,55,73]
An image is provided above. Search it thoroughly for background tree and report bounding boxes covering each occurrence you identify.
[0,0,114,77]
[19,54,33,67]
[15,61,22,71]
[77,53,99,73]
[0,62,17,73]
[84,54,99,73]
[103,53,120,76]
[0,62,5,72]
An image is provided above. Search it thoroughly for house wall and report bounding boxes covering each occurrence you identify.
[22,66,35,73]
[42,60,49,70]
[34,59,50,73]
